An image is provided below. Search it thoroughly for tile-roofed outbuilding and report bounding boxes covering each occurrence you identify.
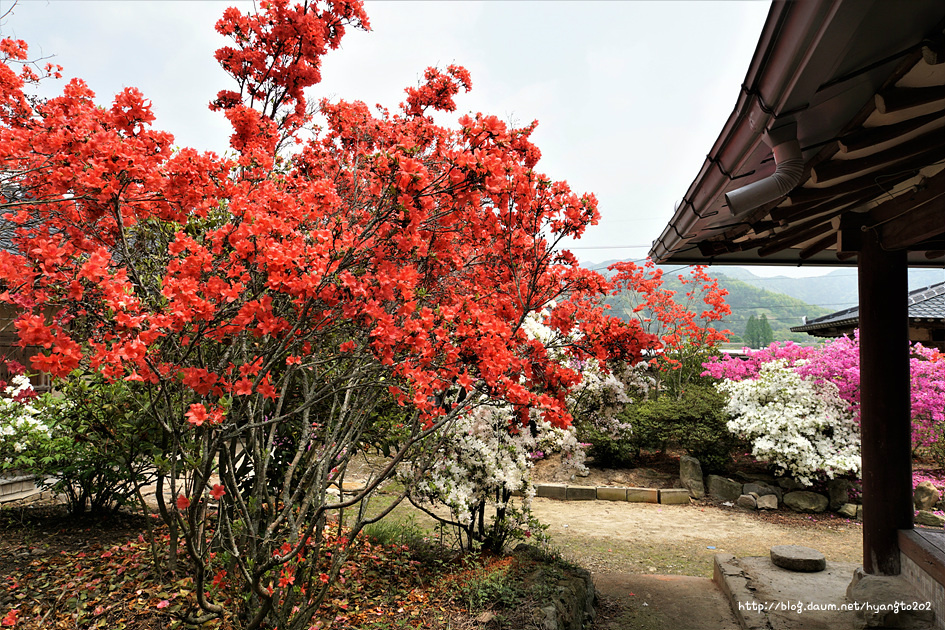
[790,281,945,349]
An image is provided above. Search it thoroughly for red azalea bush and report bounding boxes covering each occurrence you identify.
[0,1,650,627]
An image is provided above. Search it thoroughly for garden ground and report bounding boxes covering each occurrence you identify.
[0,448,864,629]
[0,493,862,630]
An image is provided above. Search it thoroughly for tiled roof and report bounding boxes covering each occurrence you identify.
[791,281,945,333]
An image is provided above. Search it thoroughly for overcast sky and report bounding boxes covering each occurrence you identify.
[2,0,842,278]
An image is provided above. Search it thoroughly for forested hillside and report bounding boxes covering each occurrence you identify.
[712,274,833,344]
[593,260,943,346]
[602,268,833,345]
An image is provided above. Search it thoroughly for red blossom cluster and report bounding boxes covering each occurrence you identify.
[608,259,730,384]
[0,4,647,431]
[0,2,652,626]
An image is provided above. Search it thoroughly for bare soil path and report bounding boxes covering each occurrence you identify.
[522,451,863,629]
[531,497,861,577]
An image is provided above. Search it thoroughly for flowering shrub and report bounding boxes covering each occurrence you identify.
[0,370,156,514]
[1,2,654,624]
[406,404,561,551]
[406,306,636,551]
[704,336,945,459]
[719,360,860,485]
[608,260,731,398]
[701,341,814,381]
[0,374,50,470]
[795,334,860,416]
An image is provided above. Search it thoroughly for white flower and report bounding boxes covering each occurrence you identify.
[719,360,860,485]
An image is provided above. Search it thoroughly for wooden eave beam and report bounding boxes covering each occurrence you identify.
[789,145,945,205]
[904,235,945,252]
[771,188,879,224]
[875,85,945,115]
[799,232,838,260]
[868,168,945,224]
[837,109,945,153]
[875,196,945,250]
[758,219,834,257]
[812,130,945,184]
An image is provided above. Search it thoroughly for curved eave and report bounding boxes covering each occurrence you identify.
[652,0,945,269]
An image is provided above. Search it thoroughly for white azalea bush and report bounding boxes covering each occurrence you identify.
[405,403,572,550]
[0,374,53,471]
[718,360,860,485]
[404,305,635,551]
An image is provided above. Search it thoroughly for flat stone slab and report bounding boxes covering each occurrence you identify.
[717,555,859,630]
[566,485,597,501]
[659,488,691,504]
[770,545,826,572]
[847,568,935,630]
[626,487,659,503]
[596,486,627,501]
[536,484,567,500]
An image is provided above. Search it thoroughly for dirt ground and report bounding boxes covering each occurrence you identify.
[532,497,861,577]
[1,452,865,630]
[524,454,863,630]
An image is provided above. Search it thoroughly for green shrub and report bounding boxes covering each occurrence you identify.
[37,375,159,515]
[581,385,736,473]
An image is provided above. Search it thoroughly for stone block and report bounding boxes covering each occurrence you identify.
[626,487,659,503]
[914,510,945,527]
[913,481,940,511]
[743,481,781,501]
[847,568,935,629]
[757,494,779,510]
[536,484,567,500]
[784,490,829,513]
[596,486,627,502]
[776,476,806,492]
[566,485,597,501]
[736,494,757,510]
[770,545,826,572]
[706,475,742,502]
[838,503,858,518]
[679,455,704,499]
[659,488,691,504]
[828,478,853,511]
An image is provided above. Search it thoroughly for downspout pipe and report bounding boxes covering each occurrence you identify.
[724,123,805,215]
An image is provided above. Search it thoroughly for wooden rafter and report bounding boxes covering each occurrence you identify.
[799,232,838,259]
[876,195,945,250]
[757,219,834,257]
[789,146,945,204]
[875,85,945,114]
[837,109,945,153]
[811,130,945,184]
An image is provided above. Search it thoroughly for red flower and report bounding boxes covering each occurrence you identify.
[176,495,191,510]
[1,608,18,627]
[185,403,208,427]
[210,484,226,500]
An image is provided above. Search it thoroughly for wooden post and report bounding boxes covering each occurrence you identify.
[858,229,911,575]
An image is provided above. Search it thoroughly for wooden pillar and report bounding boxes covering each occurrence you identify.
[858,230,911,575]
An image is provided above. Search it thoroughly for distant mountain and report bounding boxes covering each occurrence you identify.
[709,267,944,312]
[603,271,833,344]
[586,259,944,313]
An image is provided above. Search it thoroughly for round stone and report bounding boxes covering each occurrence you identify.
[770,545,826,572]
